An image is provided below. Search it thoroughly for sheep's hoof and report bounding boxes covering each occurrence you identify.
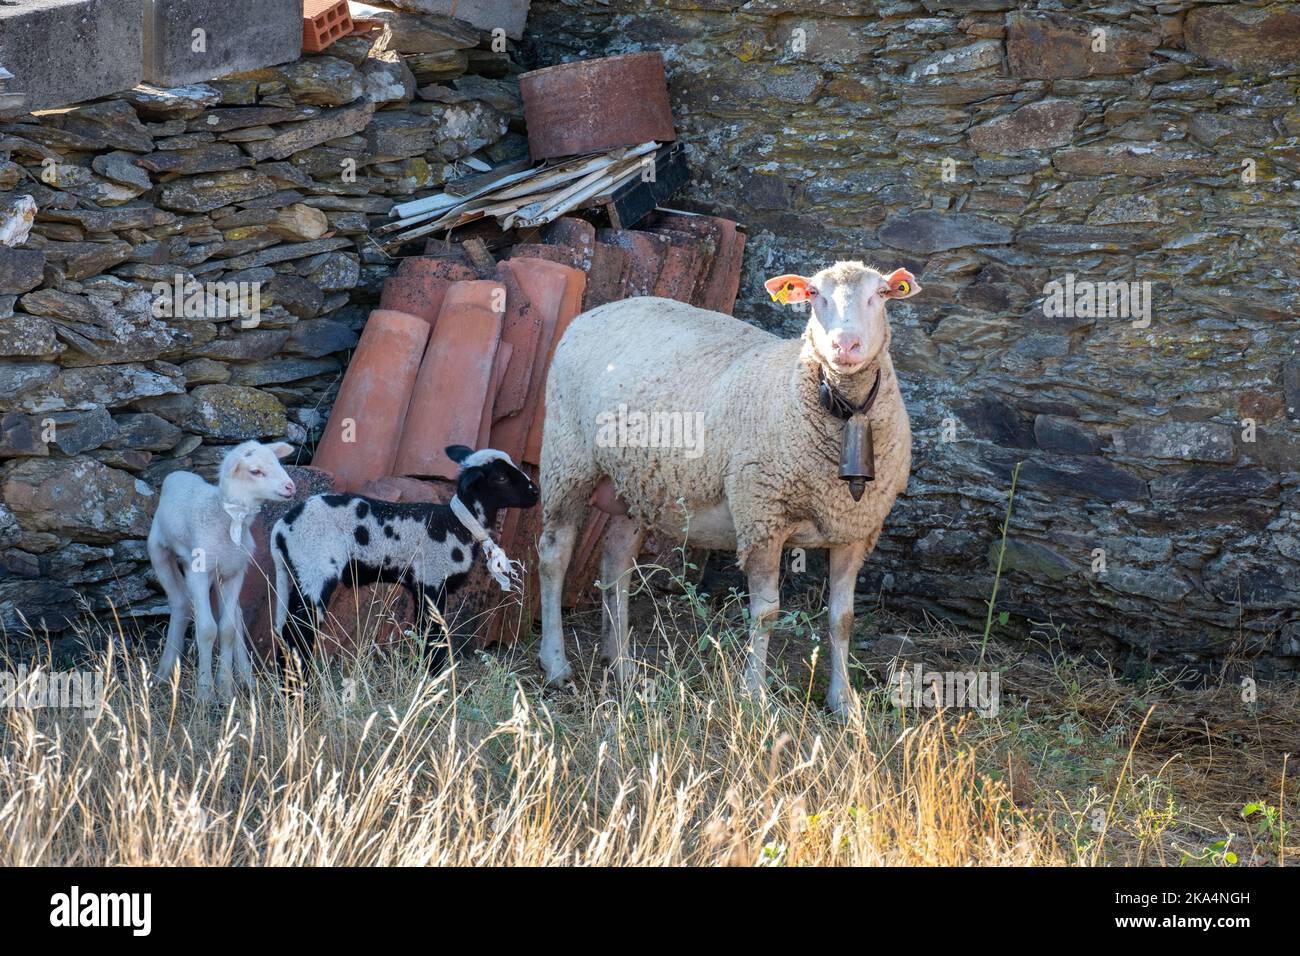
[826,695,854,723]
[543,666,575,693]
[603,659,637,686]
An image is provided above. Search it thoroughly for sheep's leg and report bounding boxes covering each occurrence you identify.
[537,522,578,687]
[599,514,644,683]
[233,623,254,689]
[742,538,785,701]
[150,541,190,685]
[408,582,450,673]
[826,540,868,720]
[271,541,290,642]
[216,570,246,702]
[186,569,218,704]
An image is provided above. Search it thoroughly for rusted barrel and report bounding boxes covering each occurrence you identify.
[519,52,676,160]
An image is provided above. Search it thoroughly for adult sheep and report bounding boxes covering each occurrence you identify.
[538,261,919,717]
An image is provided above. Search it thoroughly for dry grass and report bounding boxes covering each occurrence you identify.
[0,569,1294,867]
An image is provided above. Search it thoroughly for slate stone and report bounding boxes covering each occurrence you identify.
[184,384,287,439]
[1033,416,1100,455]
[1185,4,1300,75]
[878,211,1013,253]
[2,457,154,542]
[1113,422,1236,463]
[968,99,1082,152]
[1007,12,1158,79]
[0,248,45,295]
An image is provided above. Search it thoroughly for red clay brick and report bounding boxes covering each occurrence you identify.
[489,261,543,432]
[646,213,737,311]
[598,228,668,297]
[313,309,430,491]
[646,228,709,304]
[543,217,596,269]
[713,228,746,315]
[518,259,586,465]
[582,242,629,310]
[490,257,585,467]
[393,280,505,479]
[303,0,353,53]
[380,258,476,323]
[509,242,582,270]
[477,341,512,449]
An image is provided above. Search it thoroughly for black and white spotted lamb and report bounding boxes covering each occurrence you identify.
[271,445,539,669]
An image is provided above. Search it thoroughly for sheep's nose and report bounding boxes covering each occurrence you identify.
[830,330,862,358]
[283,480,296,497]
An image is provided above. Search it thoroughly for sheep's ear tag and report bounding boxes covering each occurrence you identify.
[764,274,811,305]
[884,268,918,299]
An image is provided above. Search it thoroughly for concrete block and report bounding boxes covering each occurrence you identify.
[386,0,530,41]
[0,0,144,113]
[143,0,301,88]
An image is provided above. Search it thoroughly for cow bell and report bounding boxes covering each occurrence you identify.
[840,417,875,502]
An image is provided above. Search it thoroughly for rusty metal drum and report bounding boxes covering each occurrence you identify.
[519,52,677,160]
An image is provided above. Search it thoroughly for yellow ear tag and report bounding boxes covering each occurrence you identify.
[896,280,910,295]
[771,283,792,304]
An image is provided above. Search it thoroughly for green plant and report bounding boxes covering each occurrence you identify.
[980,461,1023,666]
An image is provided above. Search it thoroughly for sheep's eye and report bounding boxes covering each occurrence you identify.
[250,468,264,477]
[808,287,820,298]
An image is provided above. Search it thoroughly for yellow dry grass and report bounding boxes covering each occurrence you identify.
[0,577,1293,867]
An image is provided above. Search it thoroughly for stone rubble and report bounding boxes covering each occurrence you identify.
[0,13,520,641]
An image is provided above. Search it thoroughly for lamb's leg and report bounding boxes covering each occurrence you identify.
[408,582,449,673]
[150,539,190,685]
[537,522,578,687]
[742,538,785,701]
[826,540,868,720]
[599,514,644,683]
[233,622,254,689]
[271,537,290,642]
[216,570,246,702]
[186,569,218,704]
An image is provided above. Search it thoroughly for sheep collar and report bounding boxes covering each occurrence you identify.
[450,495,520,592]
[220,499,255,546]
[817,366,883,502]
[818,366,882,421]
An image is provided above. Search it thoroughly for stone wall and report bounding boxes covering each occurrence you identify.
[0,14,524,645]
[524,0,1300,673]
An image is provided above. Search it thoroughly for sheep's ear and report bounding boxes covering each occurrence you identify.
[269,442,294,459]
[445,445,473,464]
[882,268,920,299]
[764,273,814,305]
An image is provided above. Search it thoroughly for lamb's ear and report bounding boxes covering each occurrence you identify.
[268,442,294,459]
[764,273,814,305]
[882,268,920,299]
[446,445,473,464]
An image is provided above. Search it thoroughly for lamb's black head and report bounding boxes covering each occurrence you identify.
[447,445,539,511]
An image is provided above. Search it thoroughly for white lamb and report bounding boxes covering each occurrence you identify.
[537,261,920,718]
[147,440,296,702]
